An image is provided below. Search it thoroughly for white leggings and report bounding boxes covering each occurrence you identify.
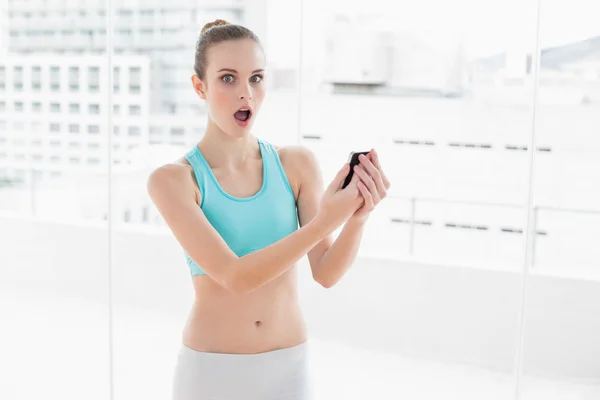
[172,341,313,400]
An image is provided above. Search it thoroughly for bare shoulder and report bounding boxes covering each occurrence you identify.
[276,145,320,177]
[273,145,322,198]
[147,158,200,204]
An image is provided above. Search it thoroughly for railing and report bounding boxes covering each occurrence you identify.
[384,195,600,269]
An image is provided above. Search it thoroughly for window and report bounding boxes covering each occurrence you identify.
[0,66,5,90]
[31,66,42,91]
[7,4,600,400]
[89,104,100,114]
[129,67,141,94]
[113,67,120,93]
[31,121,43,132]
[50,66,60,91]
[14,102,24,112]
[170,127,184,136]
[69,66,79,91]
[128,126,141,136]
[128,105,141,115]
[13,66,23,91]
[49,123,60,132]
[88,67,100,92]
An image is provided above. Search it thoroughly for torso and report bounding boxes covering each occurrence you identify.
[176,143,307,354]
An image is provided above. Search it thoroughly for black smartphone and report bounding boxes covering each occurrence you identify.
[341,151,370,189]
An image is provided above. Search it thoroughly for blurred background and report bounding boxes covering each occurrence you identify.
[1,0,599,399]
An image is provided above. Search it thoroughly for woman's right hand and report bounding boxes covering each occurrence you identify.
[315,163,364,232]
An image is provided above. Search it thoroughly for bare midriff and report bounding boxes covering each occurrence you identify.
[181,264,308,354]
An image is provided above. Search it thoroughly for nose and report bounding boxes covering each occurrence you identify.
[239,82,252,100]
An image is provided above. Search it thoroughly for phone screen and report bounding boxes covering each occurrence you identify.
[341,151,370,189]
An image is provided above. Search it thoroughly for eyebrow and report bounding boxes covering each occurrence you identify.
[217,68,264,74]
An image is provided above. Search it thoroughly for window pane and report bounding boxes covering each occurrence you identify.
[521,0,600,398]
[31,66,41,90]
[0,2,110,400]
[68,66,79,91]
[88,66,100,91]
[108,1,299,399]
[296,0,543,398]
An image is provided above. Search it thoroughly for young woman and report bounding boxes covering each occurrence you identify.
[147,19,390,400]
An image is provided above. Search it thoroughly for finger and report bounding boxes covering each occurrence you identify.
[369,149,391,190]
[327,163,350,193]
[368,149,390,187]
[359,154,386,195]
[357,181,374,210]
[362,152,387,192]
[353,165,381,203]
[354,164,380,203]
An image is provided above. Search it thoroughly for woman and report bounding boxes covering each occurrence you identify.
[147,19,390,400]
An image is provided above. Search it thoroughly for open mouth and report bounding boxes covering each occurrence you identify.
[234,108,252,124]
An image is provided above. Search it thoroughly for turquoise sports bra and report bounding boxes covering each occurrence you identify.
[183,138,299,276]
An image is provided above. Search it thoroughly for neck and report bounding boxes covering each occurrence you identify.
[197,119,259,168]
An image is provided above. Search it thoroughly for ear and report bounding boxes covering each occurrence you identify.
[191,75,207,100]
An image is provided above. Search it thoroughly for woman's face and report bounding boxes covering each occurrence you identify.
[192,39,266,137]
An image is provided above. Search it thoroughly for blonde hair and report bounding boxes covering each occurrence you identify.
[194,19,261,79]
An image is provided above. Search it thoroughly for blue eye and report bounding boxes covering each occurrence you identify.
[222,75,234,83]
[251,75,263,83]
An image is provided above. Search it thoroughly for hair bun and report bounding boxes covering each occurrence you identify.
[201,19,230,34]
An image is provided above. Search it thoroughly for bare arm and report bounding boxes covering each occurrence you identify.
[293,147,365,287]
[147,161,354,296]
[311,218,367,288]
[295,148,391,288]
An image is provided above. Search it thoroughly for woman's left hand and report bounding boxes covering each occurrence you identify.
[351,148,391,221]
